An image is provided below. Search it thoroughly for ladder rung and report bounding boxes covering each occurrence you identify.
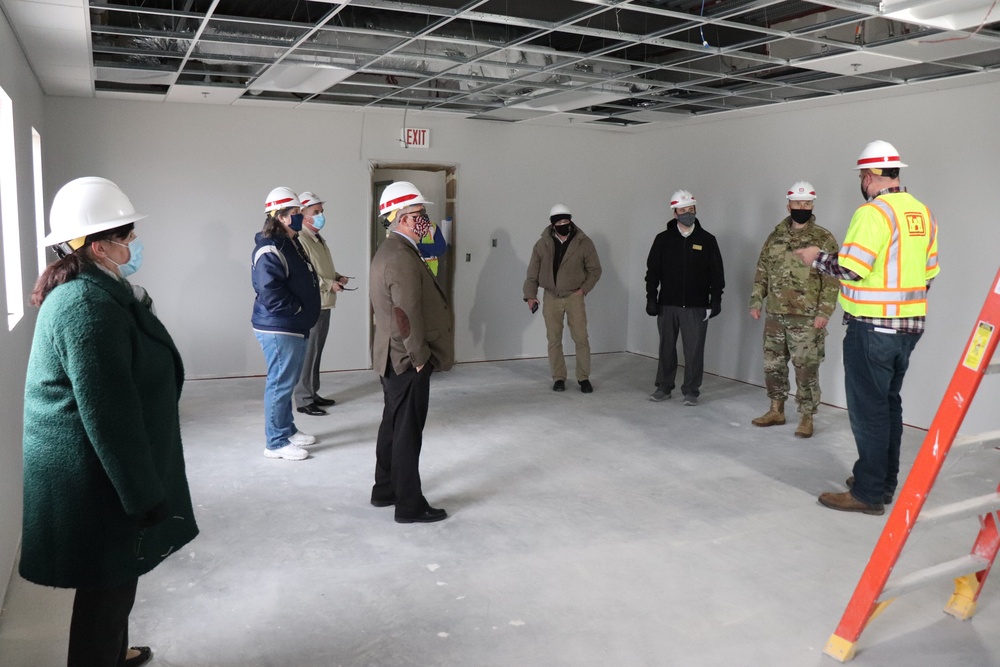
[879,554,990,601]
[986,361,1000,375]
[916,493,1000,527]
[952,429,1000,454]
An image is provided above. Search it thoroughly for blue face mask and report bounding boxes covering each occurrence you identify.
[289,213,304,232]
[311,213,326,231]
[110,238,143,278]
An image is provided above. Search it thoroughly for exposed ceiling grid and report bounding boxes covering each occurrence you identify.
[1,0,998,128]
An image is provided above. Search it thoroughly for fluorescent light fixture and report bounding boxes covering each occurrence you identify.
[882,0,999,30]
[509,89,631,113]
[249,63,353,94]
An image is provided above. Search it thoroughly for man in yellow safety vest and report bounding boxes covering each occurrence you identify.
[794,140,939,516]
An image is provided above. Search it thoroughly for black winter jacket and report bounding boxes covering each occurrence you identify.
[645,219,725,311]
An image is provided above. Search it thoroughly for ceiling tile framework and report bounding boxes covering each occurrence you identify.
[6,0,1000,128]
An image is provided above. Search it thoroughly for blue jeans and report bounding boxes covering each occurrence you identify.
[255,331,308,450]
[843,319,921,505]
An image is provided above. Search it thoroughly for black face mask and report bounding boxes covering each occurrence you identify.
[789,209,812,224]
[553,223,572,237]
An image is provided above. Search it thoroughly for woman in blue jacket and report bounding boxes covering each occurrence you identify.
[251,187,321,460]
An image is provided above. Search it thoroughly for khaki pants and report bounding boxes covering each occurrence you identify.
[543,291,590,382]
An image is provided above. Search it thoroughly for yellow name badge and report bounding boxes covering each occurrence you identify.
[693,244,703,250]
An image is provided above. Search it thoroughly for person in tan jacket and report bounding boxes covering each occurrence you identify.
[523,203,602,393]
[294,191,350,416]
[370,182,455,523]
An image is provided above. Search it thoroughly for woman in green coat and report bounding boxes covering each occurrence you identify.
[22,177,198,667]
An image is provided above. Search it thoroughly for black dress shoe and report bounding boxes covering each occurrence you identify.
[313,396,337,407]
[552,380,566,392]
[579,380,594,393]
[124,647,152,667]
[395,507,448,523]
[370,497,396,507]
[296,404,327,416]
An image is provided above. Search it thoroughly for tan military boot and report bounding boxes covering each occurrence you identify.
[794,414,813,438]
[751,400,785,427]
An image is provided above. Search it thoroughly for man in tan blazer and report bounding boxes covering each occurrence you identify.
[370,181,454,523]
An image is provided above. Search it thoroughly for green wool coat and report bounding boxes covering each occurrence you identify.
[20,266,198,588]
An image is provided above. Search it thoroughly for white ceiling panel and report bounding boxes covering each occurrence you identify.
[795,51,919,76]
[41,77,91,96]
[34,63,89,81]
[21,27,88,65]
[875,31,1000,61]
[3,0,84,30]
[165,84,245,105]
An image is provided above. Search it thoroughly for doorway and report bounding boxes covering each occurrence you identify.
[369,163,456,366]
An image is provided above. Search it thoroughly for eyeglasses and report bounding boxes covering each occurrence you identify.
[403,209,429,222]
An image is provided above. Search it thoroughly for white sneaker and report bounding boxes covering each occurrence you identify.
[288,431,316,446]
[263,444,309,460]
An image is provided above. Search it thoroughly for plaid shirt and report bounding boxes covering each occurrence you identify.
[813,251,927,334]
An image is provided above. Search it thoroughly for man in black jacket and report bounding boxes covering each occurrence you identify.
[645,189,725,405]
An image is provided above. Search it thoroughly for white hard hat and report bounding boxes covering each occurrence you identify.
[549,203,571,219]
[378,181,432,217]
[786,181,817,201]
[855,140,907,170]
[298,191,324,208]
[43,177,146,248]
[264,187,301,213]
[670,190,696,209]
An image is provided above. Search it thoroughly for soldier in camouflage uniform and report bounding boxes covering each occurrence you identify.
[748,182,840,438]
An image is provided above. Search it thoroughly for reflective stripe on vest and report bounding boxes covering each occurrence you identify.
[837,195,938,318]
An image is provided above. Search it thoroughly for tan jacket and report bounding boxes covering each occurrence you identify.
[298,227,340,309]
[370,233,455,376]
[523,226,602,299]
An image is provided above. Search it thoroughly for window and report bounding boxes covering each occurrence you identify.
[0,84,23,330]
[32,128,45,276]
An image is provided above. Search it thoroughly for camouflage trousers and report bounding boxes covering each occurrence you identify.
[762,313,827,415]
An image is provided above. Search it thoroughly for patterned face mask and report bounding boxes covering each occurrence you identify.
[410,210,432,239]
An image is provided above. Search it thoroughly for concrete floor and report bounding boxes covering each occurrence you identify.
[2,352,999,667]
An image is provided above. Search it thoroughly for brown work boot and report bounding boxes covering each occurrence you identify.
[818,491,884,515]
[751,400,785,427]
[794,414,813,438]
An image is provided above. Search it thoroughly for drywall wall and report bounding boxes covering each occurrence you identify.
[626,79,1000,435]
[0,7,46,612]
[41,100,635,378]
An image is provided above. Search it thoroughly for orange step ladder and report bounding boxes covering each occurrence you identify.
[825,265,1000,662]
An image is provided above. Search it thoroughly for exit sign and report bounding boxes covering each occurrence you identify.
[402,127,430,149]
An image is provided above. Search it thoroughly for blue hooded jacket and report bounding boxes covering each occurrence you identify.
[251,231,320,335]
